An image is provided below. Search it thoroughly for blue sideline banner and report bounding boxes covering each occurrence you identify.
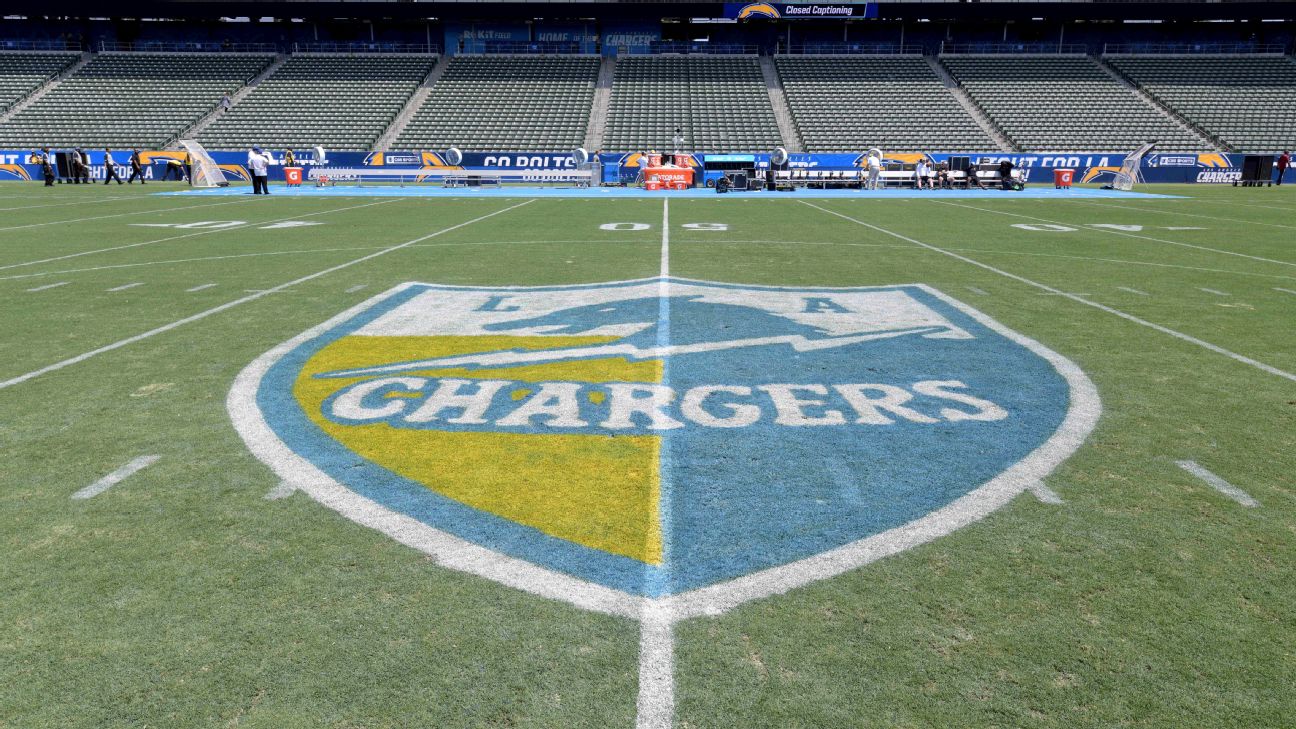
[0,149,1265,185]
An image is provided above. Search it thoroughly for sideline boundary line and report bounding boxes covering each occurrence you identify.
[931,200,1296,269]
[802,201,1296,384]
[0,200,534,392]
[0,199,395,272]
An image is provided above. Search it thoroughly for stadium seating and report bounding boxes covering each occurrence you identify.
[0,53,271,149]
[940,55,1209,153]
[394,55,598,152]
[0,52,80,112]
[602,56,782,153]
[1104,55,1296,154]
[775,55,998,153]
[201,54,435,152]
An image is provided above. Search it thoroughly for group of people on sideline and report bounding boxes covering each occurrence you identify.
[32,148,188,186]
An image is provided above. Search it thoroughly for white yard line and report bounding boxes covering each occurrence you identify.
[0,246,390,282]
[1175,460,1258,508]
[0,199,395,273]
[636,609,675,729]
[1028,483,1065,504]
[0,194,139,213]
[0,197,261,234]
[186,283,218,292]
[0,200,534,392]
[1273,287,1296,296]
[106,282,144,292]
[71,455,160,500]
[1198,287,1230,296]
[26,281,68,292]
[801,201,1296,384]
[932,200,1296,269]
[1073,200,1296,231]
[1117,287,1150,296]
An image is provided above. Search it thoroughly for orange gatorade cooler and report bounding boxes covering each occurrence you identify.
[284,167,303,186]
[648,154,662,168]
[645,180,662,191]
[1053,169,1075,188]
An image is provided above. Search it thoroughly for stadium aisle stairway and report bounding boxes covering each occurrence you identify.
[940,54,1210,153]
[0,53,271,149]
[394,55,598,152]
[775,55,999,153]
[602,55,783,153]
[1105,54,1296,154]
[200,54,435,152]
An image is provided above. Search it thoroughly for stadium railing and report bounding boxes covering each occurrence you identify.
[0,39,82,52]
[636,42,761,55]
[939,42,1090,55]
[457,41,587,54]
[1101,42,1289,55]
[782,44,926,55]
[97,40,279,54]
[293,42,440,55]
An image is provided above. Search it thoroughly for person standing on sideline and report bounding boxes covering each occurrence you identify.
[103,148,123,184]
[1276,151,1290,186]
[77,149,91,183]
[865,150,882,190]
[39,148,54,186]
[127,149,146,184]
[248,146,270,194]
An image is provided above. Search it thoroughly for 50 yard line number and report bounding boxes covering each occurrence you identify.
[600,223,729,231]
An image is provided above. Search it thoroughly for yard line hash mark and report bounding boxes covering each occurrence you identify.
[802,202,1296,384]
[264,481,297,500]
[1275,288,1296,296]
[186,283,218,292]
[107,282,144,292]
[1029,483,1065,504]
[345,284,367,293]
[26,281,69,292]
[0,200,535,392]
[966,286,988,296]
[1198,288,1230,296]
[1175,460,1258,508]
[71,455,160,500]
[1117,287,1150,296]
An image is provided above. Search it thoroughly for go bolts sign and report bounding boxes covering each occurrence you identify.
[229,278,1098,618]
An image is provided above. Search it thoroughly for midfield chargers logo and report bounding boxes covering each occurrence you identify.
[229,278,1098,617]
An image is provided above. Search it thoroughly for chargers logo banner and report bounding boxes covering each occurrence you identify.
[230,279,1097,615]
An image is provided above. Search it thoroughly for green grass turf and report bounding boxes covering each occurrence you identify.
[1,181,1293,727]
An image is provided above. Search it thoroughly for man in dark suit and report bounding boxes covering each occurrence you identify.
[128,149,147,184]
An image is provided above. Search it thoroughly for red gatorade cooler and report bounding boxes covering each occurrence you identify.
[645,180,661,191]
[284,167,303,186]
[1053,169,1075,189]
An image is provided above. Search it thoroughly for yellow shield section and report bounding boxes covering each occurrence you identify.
[292,335,663,565]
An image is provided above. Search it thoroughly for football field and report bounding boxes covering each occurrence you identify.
[2,181,1293,728]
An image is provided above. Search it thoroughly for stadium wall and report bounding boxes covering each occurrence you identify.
[0,149,1260,185]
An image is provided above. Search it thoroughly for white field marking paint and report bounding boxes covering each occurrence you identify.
[26,281,68,292]
[0,194,138,213]
[937,201,1296,269]
[1028,482,1065,504]
[803,201,1296,384]
[0,200,535,393]
[1117,287,1150,296]
[1275,287,1296,296]
[0,246,392,282]
[1073,200,1296,232]
[0,197,259,234]
[345,284,367,293]
[680,223,729,231]
[1163,227,1205,231]
[966,286,989,296]
[1199,287,1231,296]
[1175,460,1259,508]
[71,455,160,500]
[0,199,394,272]
[228,276,1100,628]
[106,282,144,292]
[1037,292,1090,296]
[260,221,322,230]
[264,481,297,500]
[637,197,677,729]
[1012,223,1076,232]
[130,220,245,229]
[636,607,674,729]
[186,283,218,292]
[600,222,650,231]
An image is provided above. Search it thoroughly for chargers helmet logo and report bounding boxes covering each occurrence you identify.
[737,3,781,19]
[230,278,1097,616]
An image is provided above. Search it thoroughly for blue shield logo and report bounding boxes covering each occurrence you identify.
[230,278,1098,616]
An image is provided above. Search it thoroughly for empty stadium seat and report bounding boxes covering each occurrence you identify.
[0,52,272,149]
[602,56,782,153]
[940,55,1210,153]
[776,55,998,153]
[394,55,598,152]
[200,54,435,152]
[1105,55,1296,154]
[0,52,80,111]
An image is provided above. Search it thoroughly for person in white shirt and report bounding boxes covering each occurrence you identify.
[248,146,270,195]
[103,148,123,185]
[865,150,882,191]
[915,159,930,190]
